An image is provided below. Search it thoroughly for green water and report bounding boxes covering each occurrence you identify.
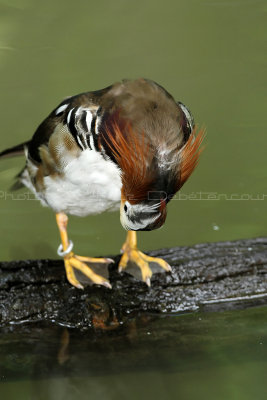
[0,307,267,400]
[0,0,266,398]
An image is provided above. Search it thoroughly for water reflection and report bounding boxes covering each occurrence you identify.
[0,307,266,399]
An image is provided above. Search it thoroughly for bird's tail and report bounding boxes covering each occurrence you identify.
[0,141,29,190]
[0,141,29,159]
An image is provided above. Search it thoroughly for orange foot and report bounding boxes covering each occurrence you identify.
[119,231,171,286]
[56,212,113,289]
[62,250,113,289]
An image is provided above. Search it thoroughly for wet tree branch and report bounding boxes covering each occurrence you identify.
[0,238,267,328]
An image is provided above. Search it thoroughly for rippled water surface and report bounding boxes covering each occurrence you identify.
[0,0,266,398]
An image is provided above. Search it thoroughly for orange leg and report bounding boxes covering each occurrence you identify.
[119,231,171,286]
[56,212,113,289]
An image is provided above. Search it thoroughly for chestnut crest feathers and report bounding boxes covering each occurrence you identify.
[102,114,156,203]
[102,112,205,203]
[178,127,205,190]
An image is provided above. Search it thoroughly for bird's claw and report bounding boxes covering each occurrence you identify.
[118,245,171,286]
[63,253,112,289]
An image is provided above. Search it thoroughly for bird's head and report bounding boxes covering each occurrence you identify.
[120,196,167,231]
[100,83,204,231]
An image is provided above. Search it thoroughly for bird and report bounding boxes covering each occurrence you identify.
[0,78,204,289]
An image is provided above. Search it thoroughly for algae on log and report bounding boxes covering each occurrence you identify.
[0,237,267,329]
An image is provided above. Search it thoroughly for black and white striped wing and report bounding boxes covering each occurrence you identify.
[28,99,105,163]
[60,105,103,152]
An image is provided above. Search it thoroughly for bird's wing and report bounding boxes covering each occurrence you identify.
[27,92,106,165]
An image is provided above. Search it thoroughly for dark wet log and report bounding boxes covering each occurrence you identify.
[0,237,267,329]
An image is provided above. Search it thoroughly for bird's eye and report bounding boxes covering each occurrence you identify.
[124,204,128,213]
